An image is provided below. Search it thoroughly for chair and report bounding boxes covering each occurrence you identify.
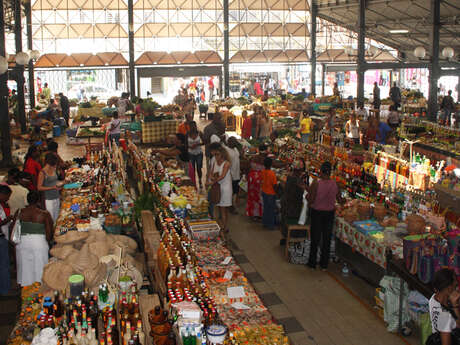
[284,225,310,259]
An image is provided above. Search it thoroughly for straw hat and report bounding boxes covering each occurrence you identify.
[42,260,74,291]
[50,245,77,260]
[89,241,110,258]
[55,231,89,245]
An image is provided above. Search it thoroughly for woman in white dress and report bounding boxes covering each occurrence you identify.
[16,191,53,287]
[208,144,232,233]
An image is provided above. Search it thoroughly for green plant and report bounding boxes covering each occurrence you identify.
[133,192,156,224]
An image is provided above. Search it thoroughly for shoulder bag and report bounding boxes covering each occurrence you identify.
[209,162,221,205]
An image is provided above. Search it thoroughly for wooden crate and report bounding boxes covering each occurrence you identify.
[139,294,161,345]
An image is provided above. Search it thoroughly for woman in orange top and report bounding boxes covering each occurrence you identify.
[261,157,277,230]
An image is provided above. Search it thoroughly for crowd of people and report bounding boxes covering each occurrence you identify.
[0,140,68,296]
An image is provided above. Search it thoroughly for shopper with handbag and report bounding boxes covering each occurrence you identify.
[37,153,62,223]
[307,161,342,270]
[14,191,53,287]
[207,144,232,234]
[427,268,460,345]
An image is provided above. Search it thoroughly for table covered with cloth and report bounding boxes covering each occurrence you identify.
[141,120,178,143]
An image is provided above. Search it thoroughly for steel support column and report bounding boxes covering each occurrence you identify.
[310,3,317,96]
[428,0,440,122]
[128,0,135,98]
[0,0,12,166]
[321,63,326,96]
[223,0,230,97]
[357,0,366,106]
[14,0,26,133]
[458,76,460,103]
[25,1,34,108]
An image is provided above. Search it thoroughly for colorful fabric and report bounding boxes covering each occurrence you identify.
[261,169,277,195]
[246,169,263,217]
[336,217,387,268]
[142,120,178,143]
[242,118,252,139]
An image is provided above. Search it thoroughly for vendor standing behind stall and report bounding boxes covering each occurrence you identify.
[258,111,272,140]
[299,111,312,144]
[345,112,360,144]
[152,133,190,176]
[108,111,121,145]
[16,191,53,287]
[428,268,460,345]
[307,162,342,270]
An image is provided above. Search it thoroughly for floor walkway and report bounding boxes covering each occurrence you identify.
[226,208,418,345]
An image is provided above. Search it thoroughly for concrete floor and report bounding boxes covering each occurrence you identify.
[0,123,420,345]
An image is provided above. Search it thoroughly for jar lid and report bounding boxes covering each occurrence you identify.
[207,324,227,336]
[69,274,84,284]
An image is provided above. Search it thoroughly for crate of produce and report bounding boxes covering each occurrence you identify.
[187,220,220,241]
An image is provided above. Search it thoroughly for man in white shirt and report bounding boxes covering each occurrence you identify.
[4,168,28,214]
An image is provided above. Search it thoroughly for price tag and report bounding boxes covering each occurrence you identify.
[231,302,250,310]
[222,256,232,265]
[227,286,245,299]
[224,271,233,280]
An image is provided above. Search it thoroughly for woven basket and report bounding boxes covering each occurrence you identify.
[87,230,108,243]
[66,244,99,273]
[343,208,358,223]
[50,245,77,260]
[357,201,371,220]
[406,214,426,234]
[55,231,89,245]
[381,216,399,227]
[109,235,137,255]
[373,204,387,221]
[42,260,74,291]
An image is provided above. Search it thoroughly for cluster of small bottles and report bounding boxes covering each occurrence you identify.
[156,214,218,325]
[36,283,146,345]
[38,290,100,345]
[148,306,176,345]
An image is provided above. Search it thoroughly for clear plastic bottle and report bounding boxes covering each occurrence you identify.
[342,263,349,277]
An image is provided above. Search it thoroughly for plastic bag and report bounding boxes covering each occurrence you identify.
[298,191,308,225]
[10,213,21,245]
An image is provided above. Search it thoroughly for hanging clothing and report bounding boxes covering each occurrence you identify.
[212,160,232,207]
[16,222,49,286]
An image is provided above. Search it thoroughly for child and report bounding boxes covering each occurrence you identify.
[261,157,277,230]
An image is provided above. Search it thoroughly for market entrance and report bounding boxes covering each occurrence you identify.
[137,66,222,105]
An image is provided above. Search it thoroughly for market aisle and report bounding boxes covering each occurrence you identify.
[226,211,417,345]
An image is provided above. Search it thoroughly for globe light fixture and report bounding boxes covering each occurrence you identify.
[413,46,426,59]
[0,56,8,74]
[442,47,455,59]
[15,51,30,65]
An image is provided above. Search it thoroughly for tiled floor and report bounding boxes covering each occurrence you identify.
[0,127,421,345]
[226,208,419,345]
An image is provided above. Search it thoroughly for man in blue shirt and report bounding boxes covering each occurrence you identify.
[376,120,391,144]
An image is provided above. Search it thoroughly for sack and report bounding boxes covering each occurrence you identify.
[209,183,221,204]
[10,212,21,245]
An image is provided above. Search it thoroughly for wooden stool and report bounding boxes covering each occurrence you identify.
[285,225,310,259]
